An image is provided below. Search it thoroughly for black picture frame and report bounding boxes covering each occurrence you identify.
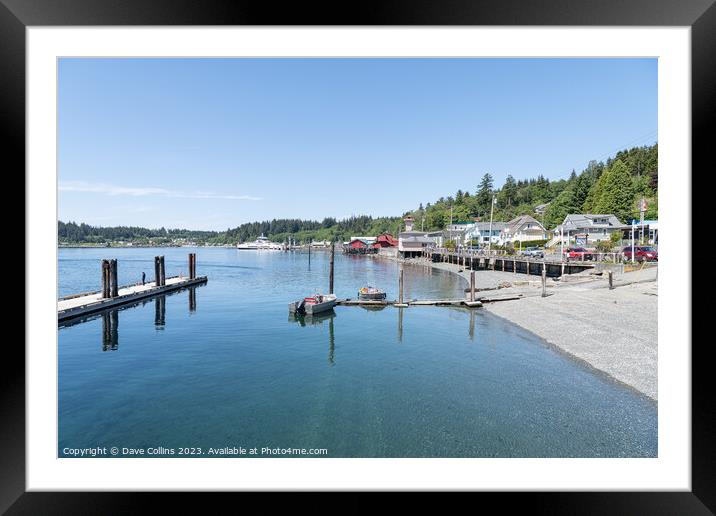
[4,0,713,512]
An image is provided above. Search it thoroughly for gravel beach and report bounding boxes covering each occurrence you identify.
[402,256,658,400]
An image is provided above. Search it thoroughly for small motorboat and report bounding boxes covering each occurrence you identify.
[358,286,387,301]
[289,293,337,315]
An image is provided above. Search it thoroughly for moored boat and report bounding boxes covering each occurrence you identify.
[237,234,284,250]
[289,293,337,315]
[358,286,387,301]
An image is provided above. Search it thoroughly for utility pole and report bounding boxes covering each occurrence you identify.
[487,194,496,255]
[631,223,635,263]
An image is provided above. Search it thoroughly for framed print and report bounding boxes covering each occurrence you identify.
[5,0,714,512]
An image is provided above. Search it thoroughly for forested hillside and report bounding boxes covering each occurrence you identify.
[59,144,657,245]
[406,143,657,231]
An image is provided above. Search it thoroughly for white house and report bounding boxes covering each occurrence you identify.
[463,222,507,246]
[553,214,628,246]
[502,215,548,244]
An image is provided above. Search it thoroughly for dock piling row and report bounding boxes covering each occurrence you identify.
[154,255,166,286]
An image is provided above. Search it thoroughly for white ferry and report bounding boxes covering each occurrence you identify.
[236,234,284,250]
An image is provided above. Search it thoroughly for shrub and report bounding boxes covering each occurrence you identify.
[595,240,614,253]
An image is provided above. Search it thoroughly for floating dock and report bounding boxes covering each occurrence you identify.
[335,297,495,308]
[58,275,208,322]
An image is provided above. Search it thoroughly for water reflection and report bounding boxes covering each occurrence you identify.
[469,308,475,341]
[359,305,387,312]
[189,287,196,313]
[102,311,118,351]
[59,285,201,351]
[328,316,335,366]
[288,310,337,366]
[288,309,336,327]
[155,295,166,329]
[397,307,404,343]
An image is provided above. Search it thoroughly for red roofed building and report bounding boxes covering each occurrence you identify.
[348,239,368,249]
[373,233,398,248]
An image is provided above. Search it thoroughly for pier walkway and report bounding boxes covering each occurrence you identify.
[58,275,207,322]
[427,249,595,277]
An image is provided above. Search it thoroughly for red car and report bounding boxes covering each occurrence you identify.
[563,247,593,261]
[623,245,658,262]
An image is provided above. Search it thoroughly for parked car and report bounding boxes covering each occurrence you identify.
[563,246,593,261]
[519,246,544,259]
[622,245,658,262]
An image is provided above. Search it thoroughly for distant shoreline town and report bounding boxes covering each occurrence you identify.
[59,143,657,254]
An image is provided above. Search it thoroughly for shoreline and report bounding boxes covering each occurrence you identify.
[379,252,658,401]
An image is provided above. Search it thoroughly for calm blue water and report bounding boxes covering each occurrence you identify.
[58,247,657,457]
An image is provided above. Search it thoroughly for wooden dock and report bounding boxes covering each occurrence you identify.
[335,297,494,308]
[426,249,594,277]
[58,275,207,322]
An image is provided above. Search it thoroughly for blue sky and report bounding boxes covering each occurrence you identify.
[58,58,657,231]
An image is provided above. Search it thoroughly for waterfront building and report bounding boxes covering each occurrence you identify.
[463,222,508,247]
[443,222,473,246]
[625,219,659,245]
[398,216,439,257]
[350,236,377,245]
[502,215,548,244]
[344,238,378,254]
[397,232,441,257]
[552,214,628,246]
[373,233,398,247]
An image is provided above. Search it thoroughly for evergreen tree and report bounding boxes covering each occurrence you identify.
[500,174,517,207]
[591,159,635,222]
[476,173,494,213]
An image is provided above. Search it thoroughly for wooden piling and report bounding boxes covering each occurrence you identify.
[308,240,311,266]
[541,262,547,297]
[188,253,196,279]
[608,270,614,290]
[101,260,110,299]
[399,267,404,304]
[109,259,118,298]
[159,256,166,286]
[329,242,335,294]
[470,271,475,302]
[154,256,161,286]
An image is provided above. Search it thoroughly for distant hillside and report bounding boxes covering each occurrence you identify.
[404,143,657,231]
[59,143,657,245]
